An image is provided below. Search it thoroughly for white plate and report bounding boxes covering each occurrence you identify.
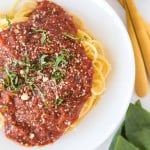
[98,0,150,149]
[0,0,135,150]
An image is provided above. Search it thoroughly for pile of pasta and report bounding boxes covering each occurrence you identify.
[0,0,37,31]
[0,0,110,131]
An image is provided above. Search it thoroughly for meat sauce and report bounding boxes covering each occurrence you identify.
[0,0,93,146]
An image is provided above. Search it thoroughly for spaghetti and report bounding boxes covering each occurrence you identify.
[0,0,110,146]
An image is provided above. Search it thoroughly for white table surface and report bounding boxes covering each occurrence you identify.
[96,0,150,149]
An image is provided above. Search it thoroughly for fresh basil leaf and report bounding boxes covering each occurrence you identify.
[114,136,139,150]
[129,128,150,150]
[135,100,142,108]
[125,102,150,139]
[109,122,125,150]
[110,101,150,150]
[125,101,150,150]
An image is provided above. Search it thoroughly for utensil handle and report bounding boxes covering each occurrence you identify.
[127,12,148,97]
[125,0,150,78]
[119,0,149,96]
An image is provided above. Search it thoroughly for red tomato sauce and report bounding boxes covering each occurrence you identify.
[0,0,94,146]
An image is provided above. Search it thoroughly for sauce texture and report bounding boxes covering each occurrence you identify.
[0,1,93,146]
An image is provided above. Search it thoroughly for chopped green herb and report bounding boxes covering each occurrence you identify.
[41,32,47,45]
[10,53,30,68]
[33,84,45,101]
[18,61,28,66]
[39,54,48,64]
[2,53,49,96]
[24,52,30,64]
[28,82,35,95]
[54,98,64,109]
[10,60,18,67]
[63,32,81,40]
[4,66,21,93]
[39,54,52,70]
[52,50,69,82]
[6,15,12,29]
[1,57,30,93]
[31,27,46,33]
[54,50,68,67]
[1,49,70,102]
[39,54,49,69]
[31,27,51,45]
[52,69,65,82]
[25,66,30,74]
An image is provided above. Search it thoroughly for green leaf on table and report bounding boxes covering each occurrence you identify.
[128,128,150,150]
[135,100,142,108]
[110,100,150,150]
[109,122,125,150]
[125,101,150,139]
[114,136,139,150]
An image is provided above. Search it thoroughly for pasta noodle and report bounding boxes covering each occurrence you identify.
[0,0,37,31]
[0,0,110,133]
[0,113,4,128]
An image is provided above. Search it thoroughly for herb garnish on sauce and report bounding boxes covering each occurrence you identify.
[0,50,70,108]
[54,98,64,109]
[63,32,81,40]
[31,27,51,45]
[52,49,69,82]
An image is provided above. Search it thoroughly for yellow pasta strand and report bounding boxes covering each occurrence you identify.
[0,0,37,30]
[96,56,110,78]
[0,113,4,128]
[78,29,93,40]
[82,40,98,61]
[91,40,105,55]
[14,0,37,18]
[7,0,21,18]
